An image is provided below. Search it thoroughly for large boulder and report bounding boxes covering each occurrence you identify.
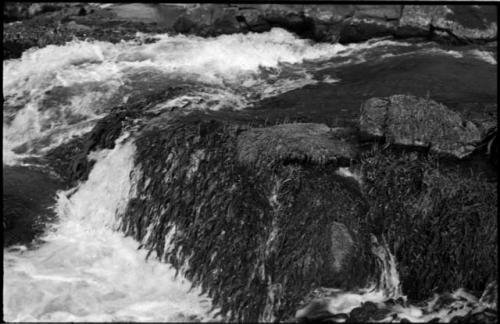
[398,5,497,43]
[115,113,376,321]
[237,123,358,166]
[359,95,482,159]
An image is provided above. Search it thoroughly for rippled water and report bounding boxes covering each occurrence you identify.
[3,28,497,322]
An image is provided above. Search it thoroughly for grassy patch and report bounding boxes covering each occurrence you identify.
[360,147,497,300]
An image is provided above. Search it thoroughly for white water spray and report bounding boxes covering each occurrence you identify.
[3,136,217,322]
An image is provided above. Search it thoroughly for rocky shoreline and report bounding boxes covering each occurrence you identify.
[3,3,497,59]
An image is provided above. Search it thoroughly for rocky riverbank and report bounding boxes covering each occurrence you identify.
[4,3,497,59]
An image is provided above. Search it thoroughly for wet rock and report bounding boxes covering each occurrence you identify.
[463,309,497,324]
[4,4,496,60]
[173,4,241,36]
[353,5,402,21]
[117,112,374,321]
[237,123,358,166]
[359,95,482,159]
[397,5,443,38]
[3,2,72,22]
[360,149,497,301]
[344,301,391,322]
[329,222,355,272]
[339,20,396,44]
[3,165,66,247]
[3,4,167,60]
[398,5,497,43]
[65,20,92,32]
[348,301,381,322]
[433,5,497,43]
[338,5,402,43]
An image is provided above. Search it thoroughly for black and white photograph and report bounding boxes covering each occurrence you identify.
[2,1,498,322]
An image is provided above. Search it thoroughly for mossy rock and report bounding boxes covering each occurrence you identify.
[360,95,482,159]
[237,123,358,166]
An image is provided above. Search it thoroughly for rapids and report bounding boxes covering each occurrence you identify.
[4,136,217,322]
[3,28,497,322]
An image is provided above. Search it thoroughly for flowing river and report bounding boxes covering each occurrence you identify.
[3,28,497,322]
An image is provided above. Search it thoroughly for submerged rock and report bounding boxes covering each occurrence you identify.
[237,123,358,166]
[359,95,482,159]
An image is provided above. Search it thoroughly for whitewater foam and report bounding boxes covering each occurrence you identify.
[469,49,497,65]
[3,29,427,164]
[3,136,216,322]
[296,235,493,323]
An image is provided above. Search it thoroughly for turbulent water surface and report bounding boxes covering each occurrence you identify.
[3,28,497,322]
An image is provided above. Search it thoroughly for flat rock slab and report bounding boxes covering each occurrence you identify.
[360,95,482,159]
[237,123,358,166]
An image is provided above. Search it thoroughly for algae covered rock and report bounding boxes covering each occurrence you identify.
[360,150,497,300]
[237,123,358,166]
[360,95,482,159]
[117,114,374,321]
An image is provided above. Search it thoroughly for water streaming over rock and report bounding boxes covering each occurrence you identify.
[3,136,218,322]
[3,28,497,322]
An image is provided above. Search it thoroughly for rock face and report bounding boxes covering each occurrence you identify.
[103,111,376,321]
[329,222,355,272]
[359,95,482,159]
[398,5,497,43]
[4,4,497,59]
[237,123,358,166]
[3,2,75,22]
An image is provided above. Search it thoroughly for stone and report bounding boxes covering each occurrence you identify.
[433,5,497,42]
[359,95,482,159]
[330,222,354,272]
[353,5,402,21]
[237,123,358,166]
[359,97,389,139]
[4,4,497,60]
[339,20,396,44]
[398,5,497,43]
